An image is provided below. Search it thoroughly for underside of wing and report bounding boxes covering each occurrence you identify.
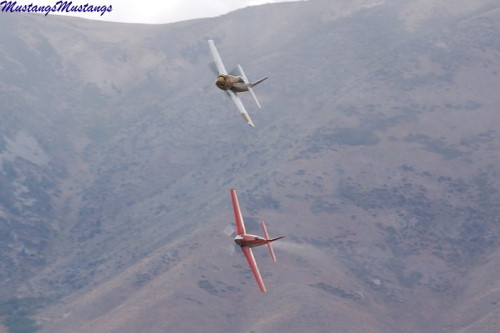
[227,91,255,127]
[208,40,227,75]
[241,247,267,293]
[230,188,246,235]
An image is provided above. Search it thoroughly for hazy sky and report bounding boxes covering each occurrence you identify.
[34,0,299,24]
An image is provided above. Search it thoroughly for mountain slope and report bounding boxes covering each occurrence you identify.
[1,0,499,332]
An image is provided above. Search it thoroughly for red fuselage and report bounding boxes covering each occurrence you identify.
[234,234,268,248]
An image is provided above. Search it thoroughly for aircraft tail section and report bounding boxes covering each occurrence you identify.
[249,76,268,88]
[260,220,284,262]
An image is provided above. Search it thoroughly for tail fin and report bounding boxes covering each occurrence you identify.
[237,64,267,109]
[249,76,268,88]
[260,220,284,262]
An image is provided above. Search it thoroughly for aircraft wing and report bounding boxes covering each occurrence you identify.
[227,90,255,127]
[241,246,267,293]
[208,40,227,75]
[230,188,246,235]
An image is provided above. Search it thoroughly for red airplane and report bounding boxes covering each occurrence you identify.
[230,188,284,293]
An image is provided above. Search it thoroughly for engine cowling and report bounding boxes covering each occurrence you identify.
[215,75,227,90]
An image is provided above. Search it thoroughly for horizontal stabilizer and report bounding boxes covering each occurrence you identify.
[260,221,283,262]
[238,65,266,109]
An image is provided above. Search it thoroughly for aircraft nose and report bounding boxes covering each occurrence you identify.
[215,77,225,88]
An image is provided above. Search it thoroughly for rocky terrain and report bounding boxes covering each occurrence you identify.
[0,0,499,332]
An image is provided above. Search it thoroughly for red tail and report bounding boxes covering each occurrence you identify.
[260,221,284,262]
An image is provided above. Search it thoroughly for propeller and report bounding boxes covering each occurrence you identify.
[208,61,218,75]
[223,224,236,237]
[228,67,239,76]
[221,224,237,256]
[208,62,238,76]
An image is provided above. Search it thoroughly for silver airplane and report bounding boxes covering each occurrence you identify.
[208,40,268,127]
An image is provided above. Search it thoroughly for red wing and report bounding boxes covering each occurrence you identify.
[230,188,246,235]
[241,247,267,293]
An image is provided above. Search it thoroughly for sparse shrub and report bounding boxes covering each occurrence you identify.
[4,315,39,333]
